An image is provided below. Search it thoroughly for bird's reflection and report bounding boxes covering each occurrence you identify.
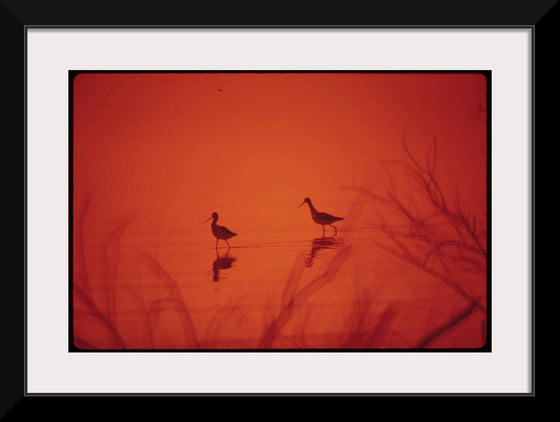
[305,236,343,267]
[212,248,237,282]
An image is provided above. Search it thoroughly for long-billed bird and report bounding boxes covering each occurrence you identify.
[203,212,237,248]
[298,197,344,236]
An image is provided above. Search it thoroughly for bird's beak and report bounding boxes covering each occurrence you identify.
[298,201,305,208]
[202,216,212,223]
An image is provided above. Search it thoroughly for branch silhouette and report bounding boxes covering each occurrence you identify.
[342,133,487,320]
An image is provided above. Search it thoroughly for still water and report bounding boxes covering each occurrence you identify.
[73,202,486,351]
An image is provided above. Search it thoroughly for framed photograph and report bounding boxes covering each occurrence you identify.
[7,0,547,410]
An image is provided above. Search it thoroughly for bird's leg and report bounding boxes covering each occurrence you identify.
[226,239,230,248]
[215,239,219,249]
[322,225,325,237]
[330,224,338,236]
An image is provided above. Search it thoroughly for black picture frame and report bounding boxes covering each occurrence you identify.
[6,0,549,414]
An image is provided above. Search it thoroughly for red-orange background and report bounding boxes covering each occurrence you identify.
[73,72,487,350]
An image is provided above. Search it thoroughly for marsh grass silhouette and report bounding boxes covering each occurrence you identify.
[341,300,399,349]
[138,250,199,348]
[258,244,353,348]
[73,195,199,349]
[73,196,127,349]
[341,133,487,347]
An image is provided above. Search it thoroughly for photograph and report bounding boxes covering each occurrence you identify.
[71,71,489,351]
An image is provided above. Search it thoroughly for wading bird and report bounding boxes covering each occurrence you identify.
[203,212,237,248]
[298,197,344,236]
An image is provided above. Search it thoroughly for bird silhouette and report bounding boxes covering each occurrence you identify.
[202,212,237,248]
[298,197,344,236]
